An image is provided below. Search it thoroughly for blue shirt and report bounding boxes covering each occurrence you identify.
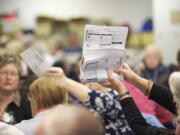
[63,45,82,53]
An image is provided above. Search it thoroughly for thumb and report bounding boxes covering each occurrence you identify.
[123,63,131,71]
[107,69,113,80]
[114,68,127,75]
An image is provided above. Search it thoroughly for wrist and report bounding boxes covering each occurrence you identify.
[144,80,153,96]
[116,83,128,95]
[131,75,142,86]
[120,95,131,100]
[119,91,131,100]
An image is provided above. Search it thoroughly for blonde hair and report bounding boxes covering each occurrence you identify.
[169,72,180,103]
[6,41,24,56]
[29,77,68,109]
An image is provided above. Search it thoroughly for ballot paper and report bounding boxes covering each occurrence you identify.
[80,25,128,82]
[20,46,50,77]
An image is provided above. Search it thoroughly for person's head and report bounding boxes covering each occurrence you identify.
[29,77,68,117]
[6,41,24,56]
[143,45,162,69]
[169,72,180,110]
[0,54,21,92]
[49,34,64,55]
[35,105,104,135]
[68,32,80,46]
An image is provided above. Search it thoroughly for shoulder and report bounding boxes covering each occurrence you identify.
[0,122,24,135]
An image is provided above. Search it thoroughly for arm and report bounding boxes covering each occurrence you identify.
[113,63,151,94]
[114,64,176,114]
[149,83,176,114]
[45,67,89,103]
[45,68,124,117]
[104,69,174,135]
[121,97,174,135]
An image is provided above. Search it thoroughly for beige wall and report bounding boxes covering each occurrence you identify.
[153,0,180,64]
[0,0,152,29]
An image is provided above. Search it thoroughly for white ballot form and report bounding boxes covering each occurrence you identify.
[20,46,50,77]
[80,25,128,82]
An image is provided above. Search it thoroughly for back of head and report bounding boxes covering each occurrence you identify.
[29,77,68,109]
[6,41,24,56]
[169,72,180,104]
[36,105,104,135]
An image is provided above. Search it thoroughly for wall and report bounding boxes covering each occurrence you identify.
[0,0,152,30]
[153,0,180,65]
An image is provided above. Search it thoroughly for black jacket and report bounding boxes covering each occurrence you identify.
[121,83,176,135]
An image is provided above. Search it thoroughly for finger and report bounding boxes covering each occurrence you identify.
[114,68,126,75]
[107,69,113,80]
[45,68,57,73]
[123,63,131,71]
[100,81,110,85]
[100,81,111,87]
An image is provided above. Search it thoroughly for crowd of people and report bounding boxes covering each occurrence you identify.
[0,30,180,135]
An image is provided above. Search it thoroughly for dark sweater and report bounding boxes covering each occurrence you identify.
[6,97,32,124]
[121,97,175,135]
[149,83,176,115]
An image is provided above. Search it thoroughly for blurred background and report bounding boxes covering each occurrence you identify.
[0,0,180,127]
[0,0,179,65]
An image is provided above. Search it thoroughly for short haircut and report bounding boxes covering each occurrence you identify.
[0,54,21,75]
[36,105,104,135]
[29,77,68,108]
[144,45,162,61]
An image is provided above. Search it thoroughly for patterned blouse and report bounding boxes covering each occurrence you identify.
[85,89,134,135]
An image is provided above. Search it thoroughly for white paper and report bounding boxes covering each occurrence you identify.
[20,46,50,77]
[83,25,128,51]
[80,25,128,82]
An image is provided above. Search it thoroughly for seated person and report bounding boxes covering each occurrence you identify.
[35,105,104,135]
[140,45,170,86]
[15,77,68,135]
[63,32,82,64]
[0,54,31,124]
[45,67,134,135]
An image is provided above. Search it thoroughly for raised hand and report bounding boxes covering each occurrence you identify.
[44,67,66,79]
[114,63,138,85]
[101,69,128,95]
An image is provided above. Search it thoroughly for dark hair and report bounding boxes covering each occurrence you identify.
[177,49,180,63]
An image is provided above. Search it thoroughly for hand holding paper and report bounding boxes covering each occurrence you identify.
[80,25,128,82]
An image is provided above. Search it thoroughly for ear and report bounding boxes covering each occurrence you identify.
[37,99,44,109]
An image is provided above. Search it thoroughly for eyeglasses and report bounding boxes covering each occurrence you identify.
[27,93,33,101]
[0,71,18,77]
